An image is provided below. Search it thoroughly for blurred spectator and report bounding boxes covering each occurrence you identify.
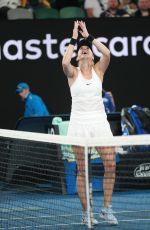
[52,0,80,10]
[102,89,116,113]
[16,82,50,117]
[0,0,21,19]
[21,0,50,9]
[100,0,129,17]
[84,0,107,17]
[132,0,150,16]
[119,0,138,15]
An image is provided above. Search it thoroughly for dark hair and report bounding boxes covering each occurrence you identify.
[77,39,92,53]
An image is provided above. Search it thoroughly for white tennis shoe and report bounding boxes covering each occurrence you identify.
[82,211,98,226]
[99,205,118,225]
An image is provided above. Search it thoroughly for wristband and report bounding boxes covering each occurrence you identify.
[70,38,77,46]
[87,34,95,43]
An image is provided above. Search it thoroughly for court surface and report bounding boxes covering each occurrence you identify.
[0,188,150,230]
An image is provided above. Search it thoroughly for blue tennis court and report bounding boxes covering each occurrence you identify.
[0,188,150,230]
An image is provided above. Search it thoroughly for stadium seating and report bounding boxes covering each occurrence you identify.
[59,6,85,18]
[34,7,59,19]
[7,8,34,20]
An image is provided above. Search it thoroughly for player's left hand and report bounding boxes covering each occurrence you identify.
[78,21,89,38]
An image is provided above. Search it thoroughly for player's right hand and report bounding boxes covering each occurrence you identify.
[72,21,79,39]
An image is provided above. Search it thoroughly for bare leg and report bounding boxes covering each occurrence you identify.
[73,146,87,211]
[96,147,116,208]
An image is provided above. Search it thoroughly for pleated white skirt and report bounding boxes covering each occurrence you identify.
[67,111,113,138]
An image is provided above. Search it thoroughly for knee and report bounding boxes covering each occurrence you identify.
[77,167,85,177]
[104,160,116,173]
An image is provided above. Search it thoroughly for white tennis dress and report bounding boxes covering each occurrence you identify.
[67,67,113,138]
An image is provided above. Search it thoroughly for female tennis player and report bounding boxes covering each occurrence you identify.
[62,20,118,226]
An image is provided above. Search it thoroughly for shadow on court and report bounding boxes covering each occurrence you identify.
[0,187,150,230]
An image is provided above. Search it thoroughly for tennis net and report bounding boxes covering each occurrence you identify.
[0,128,150,229]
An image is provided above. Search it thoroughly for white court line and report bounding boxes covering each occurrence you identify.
[0,222,83,230]
[119,219,150,222]
[97,218,150,224]
[0,207,46,212]
[94,209,150,214]
[1,209,150,221]
[0,214,79,221]
[96,218,150,225]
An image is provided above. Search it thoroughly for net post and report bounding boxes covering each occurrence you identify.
[84,143,92,229]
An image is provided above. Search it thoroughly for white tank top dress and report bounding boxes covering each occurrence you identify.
[67,67,113,138]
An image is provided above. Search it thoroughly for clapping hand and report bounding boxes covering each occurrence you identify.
[72,20,79,39]
[78,21,89,38]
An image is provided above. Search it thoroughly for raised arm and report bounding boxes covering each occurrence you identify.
[78,21,110,81]
[62,21,79,81]
[92,39,110,79]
